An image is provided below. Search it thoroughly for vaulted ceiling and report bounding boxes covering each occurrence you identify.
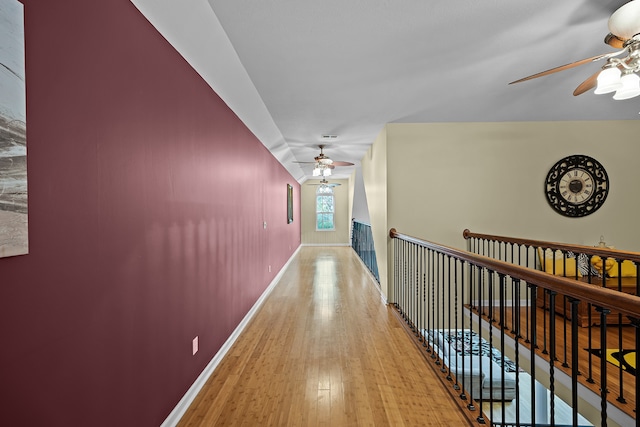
[131,0,639,182]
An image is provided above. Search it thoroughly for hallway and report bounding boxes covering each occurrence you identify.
[178,246,471,426]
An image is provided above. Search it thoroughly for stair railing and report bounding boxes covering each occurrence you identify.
[463,229,640,416]
[352,219,380,283]
[390,228,639,427]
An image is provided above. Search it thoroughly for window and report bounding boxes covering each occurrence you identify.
[316,185,335,230]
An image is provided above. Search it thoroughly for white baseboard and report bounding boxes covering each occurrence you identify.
[301,243,351,247]
[161,246,302,427]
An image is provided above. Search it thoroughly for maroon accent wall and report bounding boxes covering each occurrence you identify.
[0,1,301,425]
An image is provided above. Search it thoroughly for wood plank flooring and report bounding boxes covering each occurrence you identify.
[178,247,472,426]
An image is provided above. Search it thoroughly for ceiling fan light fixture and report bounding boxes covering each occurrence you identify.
[323,167,331,177]
[312,167,321,177]
[594,67,622,94]
[613,72,640,100]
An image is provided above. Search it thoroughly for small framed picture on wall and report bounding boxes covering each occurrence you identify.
[287,184,293,224]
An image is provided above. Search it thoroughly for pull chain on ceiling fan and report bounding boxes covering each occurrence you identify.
[510,0,640,101]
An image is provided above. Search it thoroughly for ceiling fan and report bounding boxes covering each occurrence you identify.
[307,178,341,187]
[510,0,640,98]
[295,145,354,177]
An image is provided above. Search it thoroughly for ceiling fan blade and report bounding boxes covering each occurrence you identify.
[330,161,354,166]
[509,50,626,85]
[573,71,601,96]
[293,161,316,164]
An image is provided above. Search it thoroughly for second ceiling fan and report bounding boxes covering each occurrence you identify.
[510,0,640,98]
[295,145,354,177]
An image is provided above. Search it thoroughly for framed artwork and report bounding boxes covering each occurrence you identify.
[0,0,27,258]
[287,184,293,224]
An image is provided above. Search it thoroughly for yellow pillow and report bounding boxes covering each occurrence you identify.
[607,260,637,278]
[538,248,582,277]
[590,255,615,274]
[542,258,582,277]
[591,256,636,277]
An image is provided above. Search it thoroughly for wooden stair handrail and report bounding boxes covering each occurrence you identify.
[463,228,640,263]
[390,228,640,321]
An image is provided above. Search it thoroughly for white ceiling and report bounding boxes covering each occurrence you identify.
[131,0,638,182]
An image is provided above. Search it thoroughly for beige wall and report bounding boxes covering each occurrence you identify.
[385,121,640,252]
[361,129,389,296]
[357,120,640,299]
[301,179,351,245]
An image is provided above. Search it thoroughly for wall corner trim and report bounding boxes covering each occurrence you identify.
[160,245,302,427]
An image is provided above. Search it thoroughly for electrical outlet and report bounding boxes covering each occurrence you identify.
[268,265,271,272]
[263,221,267,229]
[192,336,198,355]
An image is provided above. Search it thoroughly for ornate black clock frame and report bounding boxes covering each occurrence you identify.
[545,154,609,218]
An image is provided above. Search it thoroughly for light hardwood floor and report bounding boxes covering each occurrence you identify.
[178,246,473,426]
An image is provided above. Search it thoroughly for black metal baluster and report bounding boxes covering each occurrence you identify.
[615,269,626,404]
[399,238,403,307]
[569,297,580,427]
[436,253,442,367]
[487,271,495,425]
[440,253,447,373]
[596,306,611,427]
[562,293,569,368]
[514,279,522,427]
[499,272,507,426]
[511,243,516,331]
[438,253,446,372]
[398,239,402,314]
[422,245,427,343]
[446,256,453,380]
[426,248,433,355]
[454,259,461,392]
[415,244,421,341]
[548,290,557,426]
[431,249,437,362]
[462,263,472,403]
[631,316,640,427]
[586,298,595,383]
[524,246,531,344]
[542,288,549,355]
[411,245,420,336]
[476,265,485,424]
[530,285,538,427]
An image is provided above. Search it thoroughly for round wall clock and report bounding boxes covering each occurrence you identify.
[545,154,609,218]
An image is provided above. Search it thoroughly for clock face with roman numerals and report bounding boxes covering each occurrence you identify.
[545,155,609,218]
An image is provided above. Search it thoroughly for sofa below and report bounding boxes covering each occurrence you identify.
[427,329,517,401]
